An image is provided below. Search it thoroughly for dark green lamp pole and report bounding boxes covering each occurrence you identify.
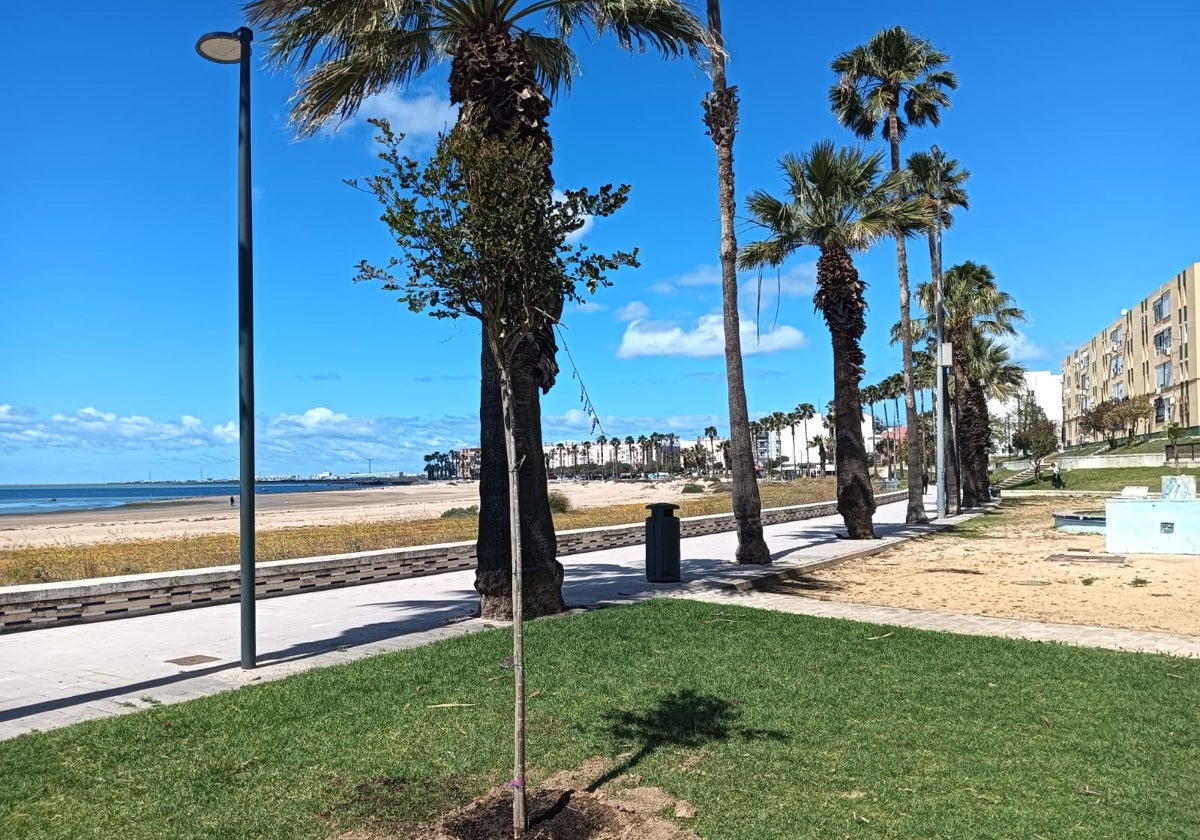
[197,27,256,669]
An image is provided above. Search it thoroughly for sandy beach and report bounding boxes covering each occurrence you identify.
[0,479,695,549]
[762,495,1200,636]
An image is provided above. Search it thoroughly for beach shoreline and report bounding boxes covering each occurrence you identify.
[0,479,695,549]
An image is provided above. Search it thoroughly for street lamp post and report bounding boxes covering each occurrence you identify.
[932,144,947,520]
[197,27,256,669]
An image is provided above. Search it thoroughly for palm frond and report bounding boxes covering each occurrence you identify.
[517,30,580,96]
[289,28,443,135]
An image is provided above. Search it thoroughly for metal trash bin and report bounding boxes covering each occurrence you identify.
[645,503,681,583]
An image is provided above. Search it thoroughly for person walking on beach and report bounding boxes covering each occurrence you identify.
[230,495,236,507]
[1051,462,1064,490]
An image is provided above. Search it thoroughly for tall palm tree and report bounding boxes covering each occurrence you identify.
[830,26,956,525]
[810,434,828,477]
[915,261,1024,506]
[860,383,880,476]
[704,424,719,477]
[624,435,635,474]
[247,0,707,626]
[908,145,969,507]
[741,140,926,538]
[795,403,815,475]
[785,409,799,478]
[701,0,769,562]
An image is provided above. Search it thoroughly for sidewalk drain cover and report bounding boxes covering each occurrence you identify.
[167,655,220,666]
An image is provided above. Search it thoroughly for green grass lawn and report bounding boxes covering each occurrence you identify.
[2,599,1196,839]
[1008,466,1200,492]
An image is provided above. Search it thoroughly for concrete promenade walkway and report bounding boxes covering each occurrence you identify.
[2,492,1196,740]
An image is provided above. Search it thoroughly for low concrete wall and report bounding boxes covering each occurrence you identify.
[1000,452,1168,471]
[0,491,905,633]
[1058,453,1167,469]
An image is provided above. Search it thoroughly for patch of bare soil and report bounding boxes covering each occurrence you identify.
[336,759,700,840]
[761,495,1200,636]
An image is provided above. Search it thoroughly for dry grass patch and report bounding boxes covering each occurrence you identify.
[0,479,847,586]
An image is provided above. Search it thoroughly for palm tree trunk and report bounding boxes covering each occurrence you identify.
[704,0,769,564]
[816,246,876,539]
[952,344,988,507]
[926,229,960,512]
[941,375,962,512]
[888,110,928,524]
[451,30,566,617]
[881,400,892,479]
[476,336,565,619]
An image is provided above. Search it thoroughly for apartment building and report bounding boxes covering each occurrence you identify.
[1062,263,1199,446]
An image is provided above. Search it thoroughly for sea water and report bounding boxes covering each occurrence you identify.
[0,481,367,516]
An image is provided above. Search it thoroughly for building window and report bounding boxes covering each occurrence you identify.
[1156,361,1174,388]
[1153,291,1172,323]
[1154,328,1173,355]
[1110,326,1123,347]
[1113,381,1126,400]
[1155,397,1172,424]
[1111,354,1124,376]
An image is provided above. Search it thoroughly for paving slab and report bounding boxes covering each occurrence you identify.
[1,491,1194,740]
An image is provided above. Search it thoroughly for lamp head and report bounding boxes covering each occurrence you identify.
[196,28,251,64]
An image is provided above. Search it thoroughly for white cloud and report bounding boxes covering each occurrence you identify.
[357,90,458,149]
[740,261,817,302]
[0,403,486,480]
[565,298,607,316]
[648,262,816,299]
[615,300,650,322]
[1000,330,1046,363]
[617,311,806,359]
[4,407,240,451]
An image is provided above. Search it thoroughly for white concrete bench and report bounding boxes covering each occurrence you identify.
[1120,486,1150,497]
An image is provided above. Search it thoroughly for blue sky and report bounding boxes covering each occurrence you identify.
[2,1,1198,485]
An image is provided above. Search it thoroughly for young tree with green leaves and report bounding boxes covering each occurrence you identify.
[830,26,956,524]
[248,0,707,620]
[351,123,637,835]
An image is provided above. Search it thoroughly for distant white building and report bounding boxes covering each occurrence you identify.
[988,370,1064,451]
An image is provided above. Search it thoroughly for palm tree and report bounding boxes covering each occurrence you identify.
[830,26,956,525]
[883,374,906,477]
[247,0,707,629]
[746,420,759,467]
[702,0,770,563]
[915,261,1024,507]
[624,435,635,475]
[908,145,970,507]
[704,425,719,476]
[596,434,607,476]
[795,403,815,475]
[810,434,828,477]
[786,410,800,479]
[860,383,880,476]
[741,141,926,538]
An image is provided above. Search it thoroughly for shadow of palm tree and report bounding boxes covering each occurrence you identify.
[589,688,787,791]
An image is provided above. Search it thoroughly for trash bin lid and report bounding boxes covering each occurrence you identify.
[645,502,681,515]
